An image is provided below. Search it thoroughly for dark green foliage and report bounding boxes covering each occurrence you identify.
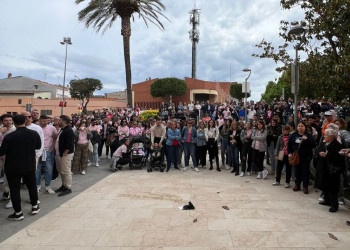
[69,78,103,113]
[229,83,251,100]
[150,77,187,103]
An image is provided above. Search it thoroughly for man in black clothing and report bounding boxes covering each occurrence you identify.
[0,114,41,221]
[55,115,75,197]
[98,117,111,158]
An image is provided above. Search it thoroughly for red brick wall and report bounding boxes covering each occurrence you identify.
[132,77,234,108]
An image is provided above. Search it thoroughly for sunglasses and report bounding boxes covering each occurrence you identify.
[25,116,32,118]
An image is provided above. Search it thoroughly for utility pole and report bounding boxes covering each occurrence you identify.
[189,7,200,79]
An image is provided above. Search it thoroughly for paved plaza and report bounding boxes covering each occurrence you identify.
[0,161,350,249]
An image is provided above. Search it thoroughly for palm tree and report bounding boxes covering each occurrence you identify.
[76,0,168,107]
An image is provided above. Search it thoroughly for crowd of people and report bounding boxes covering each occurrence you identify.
[1,97,350,220]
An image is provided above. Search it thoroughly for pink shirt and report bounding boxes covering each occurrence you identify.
[42,125,58,150]
[130,127,142,137]
[254,131,261,150]
[78,130,89,144]
[113,144,128,157]
[118,126,129,140]
[247,130,252,138]
[186,130,192,143]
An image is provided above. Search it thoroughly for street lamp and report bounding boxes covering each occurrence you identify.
[288,25,305,126]
[60,37,72,115]
[242,68,251,124]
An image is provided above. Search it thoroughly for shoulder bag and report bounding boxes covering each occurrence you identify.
[288,140,302,166]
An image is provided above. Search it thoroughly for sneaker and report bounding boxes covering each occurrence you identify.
[7,212,24,221]
[87,162,92,167]
[81,171,86,175]
[246,171,251,176]
[256,172,262,179]
[318,197,324,202]
[3,192,10,201]
[285,183,290,188]
[58,188,72,197]
[45,186,55,195]
[107,156,111,159]
[95,162,99,167]
[225,165,230,170]
[182,167,188,171]
[240,172,245,177]
[194,167,199,172]
[31,204,40,215]
[0,177,4,183]
[5,200,13,209]
[37,185,41,193]
[338,199,345,205]
[54,185,66,193]
[272,182,280,186]
[262,170,268,179]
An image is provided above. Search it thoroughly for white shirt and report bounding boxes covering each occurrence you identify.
[27,123,44,157]
[188,103,194,112]
[195,104,201,110]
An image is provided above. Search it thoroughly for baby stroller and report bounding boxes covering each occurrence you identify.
[129,136,147,170]
[148,144,165,172]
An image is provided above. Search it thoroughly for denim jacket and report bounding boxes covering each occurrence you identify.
[181,126,197,143]
[196,129,206,146]
[166,128,181,146]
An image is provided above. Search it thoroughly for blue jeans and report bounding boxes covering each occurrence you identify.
[36,151,54,187]
[221,138,229,165]
[229,144,239,167]
[166,145,179,169]
[89,143,99,164]
[183,142,197,167]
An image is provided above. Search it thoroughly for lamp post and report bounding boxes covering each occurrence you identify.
[60,37,72,115]
[288,25,305,126]
[242,68,251,124]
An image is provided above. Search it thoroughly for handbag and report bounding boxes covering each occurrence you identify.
[278,150,284,161]
[288,140,302,165]
[88,141,93,153]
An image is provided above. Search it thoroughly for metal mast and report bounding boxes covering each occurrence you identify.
[189,8,200,79]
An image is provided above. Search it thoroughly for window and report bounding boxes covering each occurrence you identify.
[41,110,52,115]
[18,99,22,104]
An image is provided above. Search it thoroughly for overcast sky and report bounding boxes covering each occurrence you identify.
[0,0,305,101]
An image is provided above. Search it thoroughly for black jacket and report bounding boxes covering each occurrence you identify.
[101,123,111,139]
[0,127,41,174]
[58,125,75,157]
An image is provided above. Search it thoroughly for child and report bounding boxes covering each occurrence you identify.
[273,125,292,187]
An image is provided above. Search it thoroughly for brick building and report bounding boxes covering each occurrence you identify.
[132,77,234,109]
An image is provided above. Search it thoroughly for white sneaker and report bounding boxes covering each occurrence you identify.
[0,177,4,183]
[194,167,199,172]
[240,172,244,177]
[95,163,99,167]
[107,156,111,159]
[225,165,230,170]
[246,171,251,176]
[45,186,55,194]
[318,197,324,202]
[5,200,12,209]
[285,183,290,188]
[262,170,268,179]
[81,171,86,175]
[256,172,262,179]
[87,162,92,167]
[182,167,188,171]
[272,182,280,186]
[37,185,41,193]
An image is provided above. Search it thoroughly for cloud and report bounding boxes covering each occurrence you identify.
[0,0,305,101]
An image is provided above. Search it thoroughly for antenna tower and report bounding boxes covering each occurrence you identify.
[189,4,200,79]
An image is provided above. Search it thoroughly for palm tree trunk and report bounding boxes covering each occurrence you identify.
[121,16,132,107]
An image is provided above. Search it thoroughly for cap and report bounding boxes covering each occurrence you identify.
[324,111,332,116]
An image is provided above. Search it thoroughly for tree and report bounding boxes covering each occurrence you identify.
[229,83,251,100]
[261,72,293,104]
[253,0,350,100]
[76,0,169,107]
[150,77,187,103]
[69,78,103,113]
